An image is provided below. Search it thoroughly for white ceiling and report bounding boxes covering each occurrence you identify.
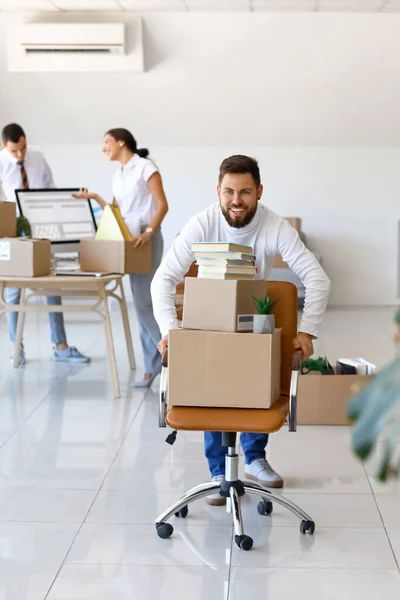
[1,0,400,14]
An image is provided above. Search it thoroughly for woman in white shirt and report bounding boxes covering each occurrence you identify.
[75,129,168,387]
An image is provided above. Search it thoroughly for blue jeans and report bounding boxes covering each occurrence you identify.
[6,287,67,345]
[129,230,163,374]
[204,431,269,477]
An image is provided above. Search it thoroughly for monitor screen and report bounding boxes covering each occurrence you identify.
[15,188,97,245]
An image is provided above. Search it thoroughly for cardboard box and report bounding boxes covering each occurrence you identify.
[0,202,17,238]
[182,277,267,332]
[273,217,302,268]
[0,238,51,277]
[285,217,302,233]
[79,239,151,275]
[297,369,374,425]
[169,328,281,409]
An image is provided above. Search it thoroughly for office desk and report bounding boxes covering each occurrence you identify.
[0,274,135,398]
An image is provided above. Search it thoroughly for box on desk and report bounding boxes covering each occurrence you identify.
[0,238,51,277]
[0,202,16,238]
[297,366,375,425]
[79,240,151,275]
[168,328,281,409]
[182,277,267,332]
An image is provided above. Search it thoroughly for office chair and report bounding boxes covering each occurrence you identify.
[156,280,315,551]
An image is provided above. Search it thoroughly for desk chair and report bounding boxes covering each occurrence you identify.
[156,280,315,551]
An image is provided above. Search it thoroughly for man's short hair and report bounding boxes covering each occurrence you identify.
[2,123,26,145]
[218,155,261,187]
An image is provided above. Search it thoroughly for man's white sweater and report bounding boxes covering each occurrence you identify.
[151,203,331,338]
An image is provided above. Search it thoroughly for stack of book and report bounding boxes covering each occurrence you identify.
[191,242,257,280]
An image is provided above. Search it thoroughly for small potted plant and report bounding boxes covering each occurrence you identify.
[17,216,32,238]
[252,295,279,334]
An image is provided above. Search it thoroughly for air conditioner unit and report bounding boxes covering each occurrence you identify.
[7,20,144,72]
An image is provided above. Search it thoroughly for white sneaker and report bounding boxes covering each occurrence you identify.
[244,458,283,488]
[205,474,226,506]
[9,346,26,367]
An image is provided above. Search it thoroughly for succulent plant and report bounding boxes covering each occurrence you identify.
[252,295,279,315]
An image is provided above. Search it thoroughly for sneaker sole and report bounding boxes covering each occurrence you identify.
[53,358,91,364]
[205,496,226,506]
[244,472,284,488]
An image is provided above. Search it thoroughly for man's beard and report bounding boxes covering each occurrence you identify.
[221,203,257,229]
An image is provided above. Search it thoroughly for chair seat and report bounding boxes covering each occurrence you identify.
[166,395,289,433]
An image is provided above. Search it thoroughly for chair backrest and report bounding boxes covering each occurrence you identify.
[267,281,298,396]
[175,269,297,396]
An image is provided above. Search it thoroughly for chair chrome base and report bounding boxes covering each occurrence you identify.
[155,445,315,550]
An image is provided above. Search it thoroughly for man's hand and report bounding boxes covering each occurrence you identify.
[293,332,314,361]
[133,231,152,249]
[158,335,168,357]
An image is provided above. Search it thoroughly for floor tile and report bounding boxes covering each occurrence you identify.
[229,568,400,600]
[103,459,211,492]
[67,523,232,567]
[0,521,80,564]
[0,565,58,600]
[47,564,229,600]
[0,489,96,522]
[239,492,382,528]
[87,489,232,526]
[230,527,397,569]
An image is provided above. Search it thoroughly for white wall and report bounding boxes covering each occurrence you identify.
[1,13,400,305]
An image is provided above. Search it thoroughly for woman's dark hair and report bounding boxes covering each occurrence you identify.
[218,155,261,187]
[106,128,149,158]
[2,123,26,144]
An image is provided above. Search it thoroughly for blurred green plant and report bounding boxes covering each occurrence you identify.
[347,309,400,482]
[17,216,32,237]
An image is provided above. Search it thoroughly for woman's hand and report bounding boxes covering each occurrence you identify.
[133,231,152,249]
[72,189,107,209]
[72,188,93,200]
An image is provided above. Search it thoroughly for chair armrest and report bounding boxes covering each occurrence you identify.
[158,349,169,428]
[288,350,303,432]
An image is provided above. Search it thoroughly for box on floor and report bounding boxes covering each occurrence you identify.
[297,368,374,425]
[182,277,267,333]
[0,238,51,277]
[0,202,16,238]
[79,239,151,275]
[168,328,281,409]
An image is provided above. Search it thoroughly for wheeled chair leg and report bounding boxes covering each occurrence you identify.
[243,483,314,523]
[155,481,221,525]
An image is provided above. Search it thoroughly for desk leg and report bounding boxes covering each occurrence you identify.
[13,288,26,368]
[100,282,120,398]
[118,279,136,370]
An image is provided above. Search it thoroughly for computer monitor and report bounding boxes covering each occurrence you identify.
[15,188,97,255]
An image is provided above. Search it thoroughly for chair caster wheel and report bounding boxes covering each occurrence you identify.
[235,534,253,551]
[257,500,273,516]
[175,505,188,518]
[156,522,174,539]
[300,520,315,535]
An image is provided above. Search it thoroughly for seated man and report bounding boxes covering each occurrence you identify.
[0,123,90,366]
[151,155,330,504]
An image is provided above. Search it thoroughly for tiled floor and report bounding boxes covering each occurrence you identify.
[0,306,399,599]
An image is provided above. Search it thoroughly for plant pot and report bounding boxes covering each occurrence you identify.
[253,314,275,334]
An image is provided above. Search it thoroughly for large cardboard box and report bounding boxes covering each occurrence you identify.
[80,239,151,275]
[182,277,267,332]
[297,370,374,425]
[169,328,281,409]
[0,202,17,238]
[273,217,302,269]
[0,238,51,277]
